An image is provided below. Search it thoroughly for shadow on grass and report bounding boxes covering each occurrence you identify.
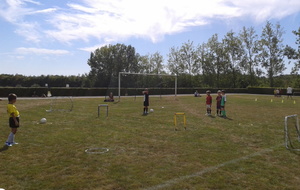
[214,115,233,120]
[0,145,10,152]
[288,150,300,156]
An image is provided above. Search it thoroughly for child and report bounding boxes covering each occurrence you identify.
[205,90,212,116]
[221,90,227,118]
[194,90,200,97]
[104,92,114,102]
[142,88,149,115]
[5,93,20,146]
[216,90,222,116]
[287,86,293,99]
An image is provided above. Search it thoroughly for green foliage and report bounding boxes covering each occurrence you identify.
[284,27,300,74]
[258,21,285,87]
[0,74,87,87]
[87,44,140,87]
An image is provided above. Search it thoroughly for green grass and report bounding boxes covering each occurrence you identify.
[0,94,300,190]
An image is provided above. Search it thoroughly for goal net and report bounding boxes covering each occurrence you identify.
[284,114,300,151]
[46,96,74,112]
[118,72,177,101]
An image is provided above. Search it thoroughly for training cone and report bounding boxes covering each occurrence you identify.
[294,100,296,104]
[255,98,257,101]
[271,99,273,102]
[282,99,284,103]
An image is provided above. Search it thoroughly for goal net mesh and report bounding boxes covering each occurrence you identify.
[46,96,73,112]
[285,114,300,151]
[118,72,177,99]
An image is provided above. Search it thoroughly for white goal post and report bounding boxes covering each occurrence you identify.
[118,72,177,101]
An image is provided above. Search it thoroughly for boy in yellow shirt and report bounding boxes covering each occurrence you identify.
[5,93,20,146]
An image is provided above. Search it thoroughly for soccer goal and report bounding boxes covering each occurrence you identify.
[284,114,300,151]
[118,72,177,101]
[46,96,74,112]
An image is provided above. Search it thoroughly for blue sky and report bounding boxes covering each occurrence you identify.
[0,0,300,76]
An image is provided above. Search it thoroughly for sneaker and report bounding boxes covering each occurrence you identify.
[12,142,18,145]
[5,142,12,147]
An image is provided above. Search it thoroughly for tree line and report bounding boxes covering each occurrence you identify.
[0,21,299,88]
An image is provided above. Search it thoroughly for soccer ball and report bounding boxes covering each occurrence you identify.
[150,109,154,112]
[40,118,47,124]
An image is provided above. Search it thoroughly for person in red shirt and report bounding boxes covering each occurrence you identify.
[205,90,212,116]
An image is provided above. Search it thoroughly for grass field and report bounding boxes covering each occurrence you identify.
[0,94,300,190]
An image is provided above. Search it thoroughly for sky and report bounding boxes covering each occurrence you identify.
[0,0,300,76]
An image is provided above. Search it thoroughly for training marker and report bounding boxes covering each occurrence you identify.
[98,104,109,117]
[174,113,186,130]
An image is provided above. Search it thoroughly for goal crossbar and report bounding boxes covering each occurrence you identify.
[118,72,177,101]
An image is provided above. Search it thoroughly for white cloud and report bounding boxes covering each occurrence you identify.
[16,47,70,55]
[1,0,300,45]
[14,22,41,43]
[230,0,300,22]
[29,8,57,15]
[45,0,238,43]
[45,0,300,44]
[79,42,113,52]
[0,0,57,42]
[23,0,41,5]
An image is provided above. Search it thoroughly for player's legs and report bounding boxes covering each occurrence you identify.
[144,106,148,114]
[206,105,211,115]
[221,106,226,117]
[6,118,19,146]
[143,101,149,114]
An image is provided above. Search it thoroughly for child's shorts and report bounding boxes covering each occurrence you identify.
[206,104,211,109]
[9,117,20,128]
[144,101,149,107]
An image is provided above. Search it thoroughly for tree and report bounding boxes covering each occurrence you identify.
[179,40,199,75]
[167,40,199,75]
[87,44,140,87]
[239,26,260,86]
[201,33,231,88]
[223,30,244,88]
[150,52,164,74]
[139,52,165,74]
[284,27,300,74]
[138,54,151,73]
[258,21,285,87]
[167,46,183,75]
[167,40,200,87]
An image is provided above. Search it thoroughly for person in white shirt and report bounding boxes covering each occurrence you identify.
[287,86,293,99]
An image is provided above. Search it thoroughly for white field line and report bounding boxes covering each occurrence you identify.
[143,145,281,190]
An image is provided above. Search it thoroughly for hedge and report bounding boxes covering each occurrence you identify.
[0,87,298,97]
